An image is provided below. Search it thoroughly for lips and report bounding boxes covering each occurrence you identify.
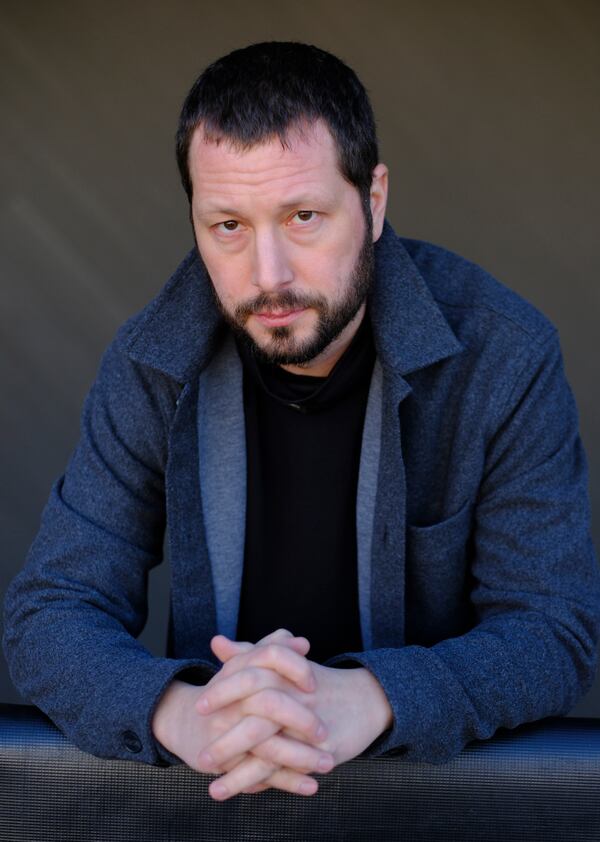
[254,308,307,327]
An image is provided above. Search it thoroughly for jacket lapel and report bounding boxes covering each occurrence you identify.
[125,248,222,382]
[197,333,247,640]
[362,223,464,649]
[166,377,217,662]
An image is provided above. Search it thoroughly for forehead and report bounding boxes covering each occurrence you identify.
[188,120,347,206]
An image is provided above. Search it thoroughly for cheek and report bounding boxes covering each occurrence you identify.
[299,251,356,297]
[307,225,365,288]
[294,243,347,287]
[195,227,239,289]
[209,273,247,312]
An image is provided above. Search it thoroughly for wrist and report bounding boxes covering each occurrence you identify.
[151,679,201,754]
[355,668,393,737]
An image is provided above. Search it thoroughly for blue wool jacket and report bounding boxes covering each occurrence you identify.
[4,222,600,765]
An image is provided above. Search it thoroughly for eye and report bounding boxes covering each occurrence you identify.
[292,210,316,224]
[216,220,240,234]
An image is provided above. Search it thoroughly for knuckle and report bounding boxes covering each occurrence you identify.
[245,716,266,743]
[241,668,261,694]
[258,688,282,716]
[301,692,317,710]
[193,756,211,773]
[246,755,273,778]
[262,760,279,779]
[300,662,313,684]
[219,661,234,679]
[264,643,279,662]
[210,713,232,738]
[269,643,288,666]
[304,714,320,736]
[265,768,290,788]
[264,739,286,765]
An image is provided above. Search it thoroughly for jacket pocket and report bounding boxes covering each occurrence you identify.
[405,500,476,645]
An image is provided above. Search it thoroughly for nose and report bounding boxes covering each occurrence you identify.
[251,228,294,292]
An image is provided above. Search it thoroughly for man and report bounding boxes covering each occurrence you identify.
[4,42,600,802]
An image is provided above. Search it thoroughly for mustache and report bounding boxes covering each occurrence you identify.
[234,289,327,321]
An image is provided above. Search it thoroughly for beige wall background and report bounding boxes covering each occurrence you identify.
[1,1,599,713]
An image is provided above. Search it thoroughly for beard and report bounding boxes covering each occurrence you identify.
[209,224,375,366]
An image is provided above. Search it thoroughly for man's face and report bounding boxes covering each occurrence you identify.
[188,120,385,369]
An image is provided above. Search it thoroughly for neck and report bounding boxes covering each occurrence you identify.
[279,303,367,378]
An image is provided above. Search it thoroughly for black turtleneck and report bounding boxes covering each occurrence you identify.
[235,314,375,663]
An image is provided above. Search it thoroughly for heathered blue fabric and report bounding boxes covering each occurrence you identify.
[3,221,600,766]
[197,332,247,641]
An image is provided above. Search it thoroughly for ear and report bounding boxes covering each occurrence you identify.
[369,163,389,242]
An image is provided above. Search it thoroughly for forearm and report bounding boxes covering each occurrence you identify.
[352,336,600,763]
[333,603,600,762]
[4,600,215,764]
[3,509,215,764]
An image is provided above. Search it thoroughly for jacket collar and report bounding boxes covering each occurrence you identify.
[124,220,463,381]
[370,221,463,374]
[125,249,223,383]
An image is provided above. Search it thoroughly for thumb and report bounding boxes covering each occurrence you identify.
[210,630,311,664]
[256,628,311,656]
[210,635,251,663]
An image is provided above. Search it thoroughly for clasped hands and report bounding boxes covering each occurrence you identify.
[152,629,392,801]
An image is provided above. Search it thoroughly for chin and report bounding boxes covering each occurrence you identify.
[254,323,314,351]
[248,329,318,366]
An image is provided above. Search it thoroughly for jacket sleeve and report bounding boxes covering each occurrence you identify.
[330,331,600,762]
[2,328,215,765]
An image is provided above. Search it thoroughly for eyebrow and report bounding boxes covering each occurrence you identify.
[197,195,333,217]
[197,206,240,218]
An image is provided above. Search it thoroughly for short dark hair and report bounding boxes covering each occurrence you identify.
[175,42,379,207]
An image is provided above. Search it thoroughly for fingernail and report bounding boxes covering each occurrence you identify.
[299,780,318,796]
[210,781,228,800]
[318,755,333,772]
[316,723,328,741]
